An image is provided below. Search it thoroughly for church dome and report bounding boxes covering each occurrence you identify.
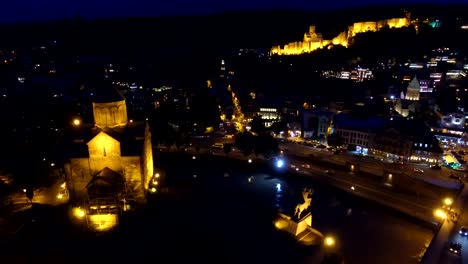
[91,79,128,128]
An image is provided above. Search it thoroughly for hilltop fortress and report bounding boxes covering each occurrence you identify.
[271,14,411,55]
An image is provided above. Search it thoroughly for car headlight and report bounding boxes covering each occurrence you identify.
[460,231,463,234]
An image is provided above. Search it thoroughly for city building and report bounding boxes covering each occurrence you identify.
[331,113,442,163]
[65,80,153,230]
[301,110,334,140]
[405,76,421,101]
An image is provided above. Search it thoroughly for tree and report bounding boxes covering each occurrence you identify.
[26,188,34,203]
[235,131,255,155]
[223,144,232,156]
[250,115,266,133]
[254,133,279,158]
[270,121,288,134]
[327,133,343,147]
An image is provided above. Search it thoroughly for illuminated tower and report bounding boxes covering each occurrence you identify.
[92,81,128,128]
[220,59,226,79]
[405,76,420,101]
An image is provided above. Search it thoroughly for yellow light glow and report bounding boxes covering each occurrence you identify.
[272,16,410,55]
[60,182,66,188]
[155,173,160,178]
[88,214,118,231]
[73,118,81,126]
[324,236,336,247]
[150,187,157,193]
[73,207,86,219]
[434,209,447,219]
[274,219,289,230]
[57,193,63,199]
[152,180,158,185]
[444,198,453,206]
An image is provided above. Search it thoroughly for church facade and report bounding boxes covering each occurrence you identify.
[65,82,153,212]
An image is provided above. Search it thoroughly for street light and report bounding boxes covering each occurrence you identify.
[324,236,336,247]
[434,208,447,219]
[72,118,81,126]
[444,197,453,207]
[73,207,86,219]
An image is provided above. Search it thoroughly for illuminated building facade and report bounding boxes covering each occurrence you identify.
[271,15,410,55]
[301,110,334,140]
[331,113,442,163]
[405,76,420,101]
[65,81,153,230]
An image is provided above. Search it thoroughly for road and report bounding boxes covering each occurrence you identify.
[422,185,468,264]
[284,156,440,225]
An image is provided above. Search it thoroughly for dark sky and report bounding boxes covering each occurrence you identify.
[1,0,465,23]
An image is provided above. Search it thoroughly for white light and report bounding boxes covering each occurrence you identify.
[192,156,196,160]
[276,159,284,168]
[248,159,252,163]
[276,183,281,191]
[351,186,355,191]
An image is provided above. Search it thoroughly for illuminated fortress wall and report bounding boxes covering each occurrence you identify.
[271,16,410,55]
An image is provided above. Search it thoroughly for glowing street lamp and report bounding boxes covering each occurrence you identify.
[73,207,86,219]
[434,208,447,219]
[72,118,81,126]
[324,236,336,247]
[444,197,453,207]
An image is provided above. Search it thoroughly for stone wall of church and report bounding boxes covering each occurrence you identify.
[122,156,145,201]
[67,158,92,203]
[89,156,123,177]
[142,123,154,189]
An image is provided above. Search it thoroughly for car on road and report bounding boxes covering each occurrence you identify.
[325,170,335,175]
[448,242,462,256]
[430,164,442,170]
[413,168,424,174]
[459,226,468,237]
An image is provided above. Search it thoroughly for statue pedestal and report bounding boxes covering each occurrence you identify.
[275,212,312,237]
[274,212,322,246]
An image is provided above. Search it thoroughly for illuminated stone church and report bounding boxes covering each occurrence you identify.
[65,80,153,209]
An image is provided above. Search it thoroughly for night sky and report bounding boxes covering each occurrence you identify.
[1,0,465,22]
